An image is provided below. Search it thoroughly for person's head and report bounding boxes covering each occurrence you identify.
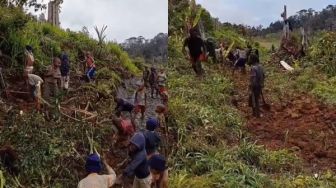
[148,154,166,176]
[189,27,199,38]
[85,153,102,174]
[146,117,159,131]
[155,104,166,114]
[86,51,91,57]
[25,45,33,52]
[249,54,259,65]
[151,67,156,72]
[53,57,61,67]
[137,81,145,90]
[128,133,145,155]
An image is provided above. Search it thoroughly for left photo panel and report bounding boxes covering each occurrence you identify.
[0,0,168,187]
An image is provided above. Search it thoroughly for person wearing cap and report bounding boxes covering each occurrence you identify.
[143,118,161,159]
[134,82,147,120]
[24,45,35,74]
[77,153,117,188]
[148,154,168,188]
[117,132,151,188]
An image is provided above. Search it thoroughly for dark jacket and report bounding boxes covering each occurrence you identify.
[144,130,161,155]
[116,99,134,113]
[60,53,70,76]
[250,64,265,88]
[184,36,205,61]
[124,133,150,179]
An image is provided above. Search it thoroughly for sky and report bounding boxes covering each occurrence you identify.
[196,0,336,27]
[30,0,168,42]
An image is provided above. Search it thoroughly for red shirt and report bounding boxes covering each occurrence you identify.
[86,56,96,68]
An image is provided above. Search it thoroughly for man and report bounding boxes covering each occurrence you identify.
[24,72,43,102]
[77,153,117,188]
[60,51,70,91]
[233,47,248,75]
[149,67,158,98]
[134,82,147,120]
[117,133,151,188]
[143,118,161,159]
[249,54,265,118]
[157,69,168,105]
[143,67,150,88]
[112,111,135,137]
[183,28,207,76]
[85,52,96,82]
[148,154,168,188]
[44,57,61,100]
[24,45,35,74]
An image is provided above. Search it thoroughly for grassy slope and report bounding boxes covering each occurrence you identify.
[168,2,336,187]
[0,7,140,187]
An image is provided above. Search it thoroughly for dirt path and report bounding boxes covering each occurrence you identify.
[229,68,336,172]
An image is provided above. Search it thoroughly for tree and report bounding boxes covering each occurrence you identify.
[94,25,108,46]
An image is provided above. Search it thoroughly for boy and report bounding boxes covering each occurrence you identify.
[134,82,147,120]
[149,67,158,98]
[148,154,168,188]
[143,118,161,159]
[117,133,151,188]
[44,57,61,100]
[78,153,117,188]
[249,54,265,117]
[85,52,96,82]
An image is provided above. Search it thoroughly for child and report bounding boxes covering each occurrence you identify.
[148,154,169,188]
[78,153,117,188]
[85,52,96,82]
[143,117,161,159]
[44,57,62,100]
[117,133,151,188]
[149,67,158,98]
[134,82,147,120]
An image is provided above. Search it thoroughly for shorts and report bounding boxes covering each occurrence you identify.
[135,105,146,114]
[133,175,151,188]
[86,67,96,79]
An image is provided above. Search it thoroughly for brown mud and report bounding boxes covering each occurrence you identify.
[230,67,336,172]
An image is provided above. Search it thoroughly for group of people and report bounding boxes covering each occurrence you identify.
[23,45,96,107]
[78,67,169,188]
[183,28,265,117]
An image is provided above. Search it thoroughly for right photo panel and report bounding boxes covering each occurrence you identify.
[168,0,336,187]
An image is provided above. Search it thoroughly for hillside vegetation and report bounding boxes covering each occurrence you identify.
[0,5,140,187]
[168,0,336,187]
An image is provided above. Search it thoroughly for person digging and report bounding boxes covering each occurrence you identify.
[248,54,265,118]
[183,27,207,77]
[116,132,151,188]
[77,153,117,188]
[143,117,161,159]
[24,72,43,110]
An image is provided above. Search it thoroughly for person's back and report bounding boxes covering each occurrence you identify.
[144,131,161,155]
[185,36,205,61]
[78,174,115,188]
[27,74,43,86]
[251,64,265,89]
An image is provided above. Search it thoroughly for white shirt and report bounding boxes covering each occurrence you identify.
[78,173,116,188]
[28,74,43,86]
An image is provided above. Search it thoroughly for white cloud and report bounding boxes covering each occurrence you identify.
[30,0,168,42]
[196,0,335,27]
